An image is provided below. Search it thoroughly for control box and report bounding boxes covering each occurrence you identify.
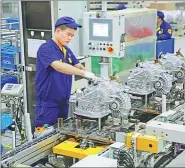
[1,83,24,97]
[83,8,157,58]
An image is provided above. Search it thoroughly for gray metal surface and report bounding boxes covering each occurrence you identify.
[1,130,60,167]
[166,150,185,167]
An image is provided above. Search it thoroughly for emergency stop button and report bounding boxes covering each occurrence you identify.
[107,46,114,53]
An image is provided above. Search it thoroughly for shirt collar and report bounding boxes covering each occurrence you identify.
[50,39,60,50]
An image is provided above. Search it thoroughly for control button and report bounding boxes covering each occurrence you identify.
[110,44,113,46]
[107,47,114,53]
[103,48,105,50]
[89,47,91,50]
[96,48,99,50]
[100,43,102,45]
[92,48,95,50]
[88,42,91,45]
[103,43,105,45]
[100,48,102,50]
[106,43,109,46]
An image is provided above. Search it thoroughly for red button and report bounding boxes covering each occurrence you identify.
[107,47,114,53]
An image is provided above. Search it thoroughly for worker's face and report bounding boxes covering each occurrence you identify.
[157,16,162,25]
[56,27,76,46]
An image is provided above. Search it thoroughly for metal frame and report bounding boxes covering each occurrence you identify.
[1,130,61,167]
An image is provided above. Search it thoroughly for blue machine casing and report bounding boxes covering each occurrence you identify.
[1,74,18,89]
[156,38,175,58]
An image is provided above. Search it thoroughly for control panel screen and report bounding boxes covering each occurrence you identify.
[93,23,108,37]
[89,19,112,41]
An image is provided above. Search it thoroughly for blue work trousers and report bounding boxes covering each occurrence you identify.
[35,103,69,127]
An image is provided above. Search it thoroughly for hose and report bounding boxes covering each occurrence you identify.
[117,149,135,168]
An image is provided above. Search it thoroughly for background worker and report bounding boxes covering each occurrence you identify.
[116,4,127,10]
[35,16,97,127]
[157,10,172,40]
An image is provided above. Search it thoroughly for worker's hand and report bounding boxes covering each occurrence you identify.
[84,71,98,81]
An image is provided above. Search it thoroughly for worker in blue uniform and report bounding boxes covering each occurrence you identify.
[116,4,127,10]
[157,11,172,40]
[35,16,97,127]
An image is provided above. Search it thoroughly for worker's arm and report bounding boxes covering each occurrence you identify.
[157,33,172,40]
[38,46,96,79]
[51,61,84,76]
[75,63,85,70]
[68,49,85,70]
[51,61,97,80]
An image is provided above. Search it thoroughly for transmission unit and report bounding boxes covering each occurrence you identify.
[126,61,173,96]
[74,79,131,119]
[160,53,185,83]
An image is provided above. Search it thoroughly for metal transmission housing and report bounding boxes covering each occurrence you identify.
[74,78,131,119]
[160,53,185,84]
[126,61,173,96]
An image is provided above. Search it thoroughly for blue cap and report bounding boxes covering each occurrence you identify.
[116,4,127,10]
[55,16,82,29]
[157,11,164,19]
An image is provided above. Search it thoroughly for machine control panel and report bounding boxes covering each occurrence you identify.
[88,41,114,53]
[83,9,156,58]
[83,11,125,58]
[1,83,24,97]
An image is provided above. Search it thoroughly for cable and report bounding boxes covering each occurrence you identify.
[154,152,174,168]
[144,151,173,167]
[117,148,135,168]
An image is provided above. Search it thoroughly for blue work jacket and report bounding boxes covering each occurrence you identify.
[35,39,79,108]
[157,20,172,40]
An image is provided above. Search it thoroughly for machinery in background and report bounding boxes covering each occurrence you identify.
[126,60,173,116]
[124,52,185,121]
[163,10,185,37]
[126,60,173,96]
[83,8,157,78]
[1,83,32,149]
[159,53,185,101]
[159,53,185,84]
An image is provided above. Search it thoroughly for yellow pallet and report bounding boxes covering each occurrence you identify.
[53,138,106,159]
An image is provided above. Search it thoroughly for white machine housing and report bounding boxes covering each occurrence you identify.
[83,8,157,58]
[1,83,24,97]
[146,120,185,144]
[70,155,117,167]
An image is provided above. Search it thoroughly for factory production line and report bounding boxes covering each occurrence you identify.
[1,1,185,167]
